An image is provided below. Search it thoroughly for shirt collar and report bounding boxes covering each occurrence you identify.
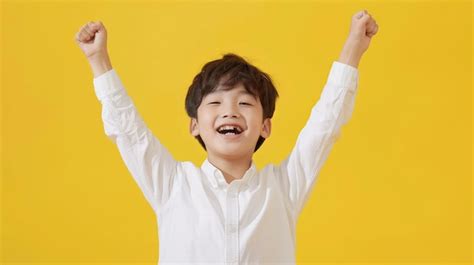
[201,158,257,189]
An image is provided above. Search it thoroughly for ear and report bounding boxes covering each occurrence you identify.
[260,118,272,139]
[189,118,200,136]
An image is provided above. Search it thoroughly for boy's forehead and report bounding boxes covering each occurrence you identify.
[212,84,254,96]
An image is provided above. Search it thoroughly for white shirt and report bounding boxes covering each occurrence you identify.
[93,60,359,265]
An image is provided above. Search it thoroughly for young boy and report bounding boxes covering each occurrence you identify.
[75,10,378,264]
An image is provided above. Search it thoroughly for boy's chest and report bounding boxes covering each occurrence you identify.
[158,180,294,240]
[156,175,296,263]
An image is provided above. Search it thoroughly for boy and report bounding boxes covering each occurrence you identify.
[75,10,378,264]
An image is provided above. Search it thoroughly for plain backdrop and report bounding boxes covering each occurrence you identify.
[1,0,472,264]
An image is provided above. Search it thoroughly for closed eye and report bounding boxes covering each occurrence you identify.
[208,101,220,105]
[240,102,252,106]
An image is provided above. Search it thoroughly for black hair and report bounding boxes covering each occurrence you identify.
[185,53,279,152]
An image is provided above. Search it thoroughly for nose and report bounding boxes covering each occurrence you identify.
[221,103,240,118]
[222,113,239,118]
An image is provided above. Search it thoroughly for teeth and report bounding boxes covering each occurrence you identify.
[220,125,241,132]
[217,125,243,133]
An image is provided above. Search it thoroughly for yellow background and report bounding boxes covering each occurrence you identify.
[1,0,472,264]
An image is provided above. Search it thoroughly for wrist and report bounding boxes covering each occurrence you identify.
[88,52,113,78]
[338,40,363,68]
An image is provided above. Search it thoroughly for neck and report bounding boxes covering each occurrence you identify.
[207,153,252,184]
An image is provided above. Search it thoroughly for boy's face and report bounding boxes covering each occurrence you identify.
[190,83,271,160]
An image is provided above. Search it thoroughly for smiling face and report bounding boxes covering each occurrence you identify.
[189,83,271,160]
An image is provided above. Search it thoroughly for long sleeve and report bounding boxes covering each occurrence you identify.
[276,61,359,217]
[93,69,178,213]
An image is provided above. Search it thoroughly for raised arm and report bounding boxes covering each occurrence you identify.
[75,21,179,213]
[277,10,378,216]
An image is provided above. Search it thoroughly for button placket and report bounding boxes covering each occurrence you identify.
[225,183,240,264]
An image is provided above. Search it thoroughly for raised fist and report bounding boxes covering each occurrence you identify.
[74,21,108,59]
[347,10,379,55]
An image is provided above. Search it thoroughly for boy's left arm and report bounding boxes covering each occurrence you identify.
[276,10,378,216]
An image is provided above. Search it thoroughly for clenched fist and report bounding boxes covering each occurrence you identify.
[347,10,379,55]
[74,21,108,59]
[75,21,112,77]
[338,10,379,68]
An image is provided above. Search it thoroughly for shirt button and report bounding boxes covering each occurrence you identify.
[227,188,238,197]
[227,224,237,233]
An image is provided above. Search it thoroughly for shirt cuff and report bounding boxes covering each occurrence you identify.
[327,61,359,89]
[93,68,125,101]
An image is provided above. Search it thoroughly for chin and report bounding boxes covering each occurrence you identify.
[213,147,251,160]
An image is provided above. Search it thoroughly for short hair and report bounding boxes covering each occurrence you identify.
[185,53,279,152]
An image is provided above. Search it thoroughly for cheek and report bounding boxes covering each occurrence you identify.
[247,109,264,123]
[197,110,216,131]
[246,118,264,133]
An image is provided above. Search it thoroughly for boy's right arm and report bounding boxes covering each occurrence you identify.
[88,52,113,78]
[91,57,179,213]
[76,21,178,213]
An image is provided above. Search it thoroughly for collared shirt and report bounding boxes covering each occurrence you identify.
[93,60,359,265]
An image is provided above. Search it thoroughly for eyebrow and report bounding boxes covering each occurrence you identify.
[212,87,256,97]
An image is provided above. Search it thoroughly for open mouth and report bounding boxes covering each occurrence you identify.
[216,125,243,135]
